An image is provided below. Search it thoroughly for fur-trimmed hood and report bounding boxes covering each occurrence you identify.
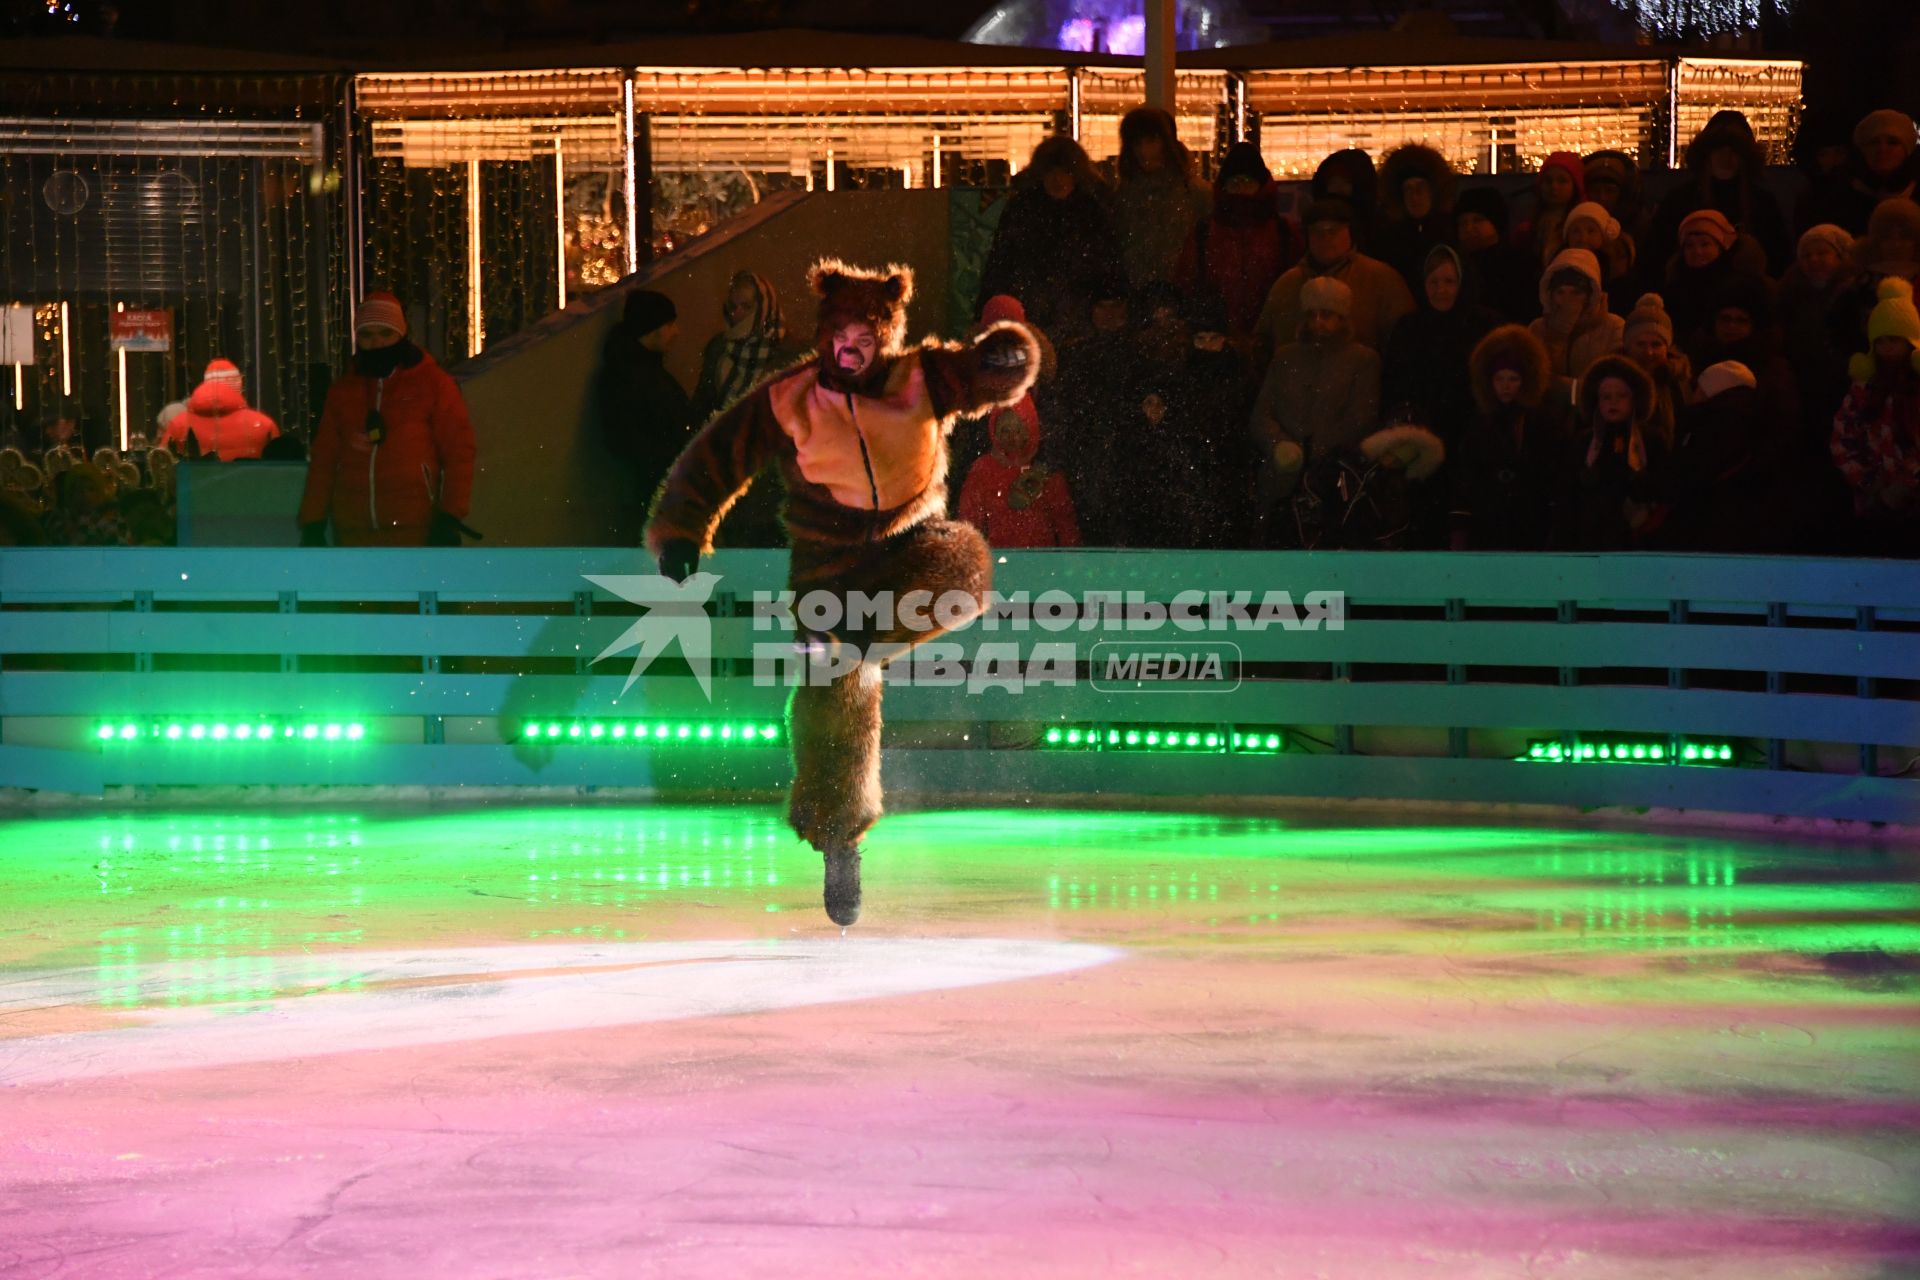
[1379,143,1455,220]
[1578,353,1656,423]
[1361,423,1446,480]
[809,258,914,360]
[1469,323,1551,412]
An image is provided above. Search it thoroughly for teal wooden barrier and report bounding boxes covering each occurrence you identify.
[1,546,1916,822]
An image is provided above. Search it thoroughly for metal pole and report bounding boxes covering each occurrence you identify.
[1068,67,1082,140]
[342,77,364,330]
[621,76,639,277]
[1144,0,1175,111]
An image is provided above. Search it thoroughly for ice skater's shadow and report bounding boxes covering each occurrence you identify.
[498,613,598,775]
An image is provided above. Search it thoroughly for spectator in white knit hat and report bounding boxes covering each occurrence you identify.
[1546,201,1635,311]
[164,359,281,460]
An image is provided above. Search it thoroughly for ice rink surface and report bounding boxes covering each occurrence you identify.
[2,803,1916,1278]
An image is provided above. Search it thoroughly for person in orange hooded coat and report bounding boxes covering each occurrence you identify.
[298,292,476,547]
[164,359,280,460]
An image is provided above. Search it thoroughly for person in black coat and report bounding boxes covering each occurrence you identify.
[1374,143,1457,294]
[1454,187,1539,324]
[1665,362,1794,553]
[1451,324,1572,550]
[596,290,694,510]
[1571,354,1671,550]
[978,136,1122,341]
[1383,244,1500,449]
[1798,109,1920,237]
[1644,110,1792,282]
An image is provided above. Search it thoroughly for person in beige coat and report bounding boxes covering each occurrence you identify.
[1254,197,1414,365]
[1249,274,1382,543]
[1529,247,1625,403]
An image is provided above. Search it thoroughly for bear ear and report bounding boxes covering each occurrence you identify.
[808,259,850,298]
[883,264,915,307]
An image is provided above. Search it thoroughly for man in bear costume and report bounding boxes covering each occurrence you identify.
[645,259,1039,925]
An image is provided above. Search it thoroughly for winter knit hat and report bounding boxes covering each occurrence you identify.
[1868,276,1920,345]
[1854,109,1917,153]
[1678,209,1739,252]
[1850,277,1920,382]
[1711,271,1774,328]
[1623,293,1673,346]
[1695,360,1758,400]
[979,294,1028,326]
[1580,150,1636,194]
[356,291,407,336]
[1563,201,1620,242]
[1302,197,1357,229]
[1860,198,1920,273]
[1300,275,1354,317]
[202,358,243,391]
[1217,140,1272,187]
[1537,152,1586,201]
[622,289,677,335]
[1798,223,1855,263]
[1454,186,1509,235]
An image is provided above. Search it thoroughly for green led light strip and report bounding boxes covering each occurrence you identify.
[519,720,782,745]
[1521,737,1737,765]
[97,721,367,744]
[1039,725,1286,754]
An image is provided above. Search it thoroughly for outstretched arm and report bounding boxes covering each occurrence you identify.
[643,385,785,557]
[920,322,1041,423]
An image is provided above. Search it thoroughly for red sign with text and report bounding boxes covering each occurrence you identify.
[110,309,173,352]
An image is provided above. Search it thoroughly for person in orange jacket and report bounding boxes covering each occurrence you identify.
[297,292,477,547]
[164,359,281,460]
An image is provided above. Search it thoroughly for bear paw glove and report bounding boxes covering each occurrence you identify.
[658,538,700,584]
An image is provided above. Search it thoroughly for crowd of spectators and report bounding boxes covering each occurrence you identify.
[12,105,1917,560]
[949,104,1920,557]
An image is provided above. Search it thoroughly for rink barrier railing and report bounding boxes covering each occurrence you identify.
[0,547,1915,823]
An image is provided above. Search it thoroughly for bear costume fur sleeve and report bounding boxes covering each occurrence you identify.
[642,259,1040,926]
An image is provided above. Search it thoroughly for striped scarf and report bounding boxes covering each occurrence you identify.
[713,273,787,412]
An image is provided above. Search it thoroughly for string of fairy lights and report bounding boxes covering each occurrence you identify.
[0,55,1799,428]
[0,75,345,446]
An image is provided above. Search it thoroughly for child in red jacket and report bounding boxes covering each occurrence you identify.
[957,395,1080,548]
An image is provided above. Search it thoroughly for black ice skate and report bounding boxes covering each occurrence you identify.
[822,843,863,926]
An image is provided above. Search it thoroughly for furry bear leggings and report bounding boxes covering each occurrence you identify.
[783,518,992,853]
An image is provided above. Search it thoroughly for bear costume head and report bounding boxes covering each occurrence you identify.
[809,258,914,392]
